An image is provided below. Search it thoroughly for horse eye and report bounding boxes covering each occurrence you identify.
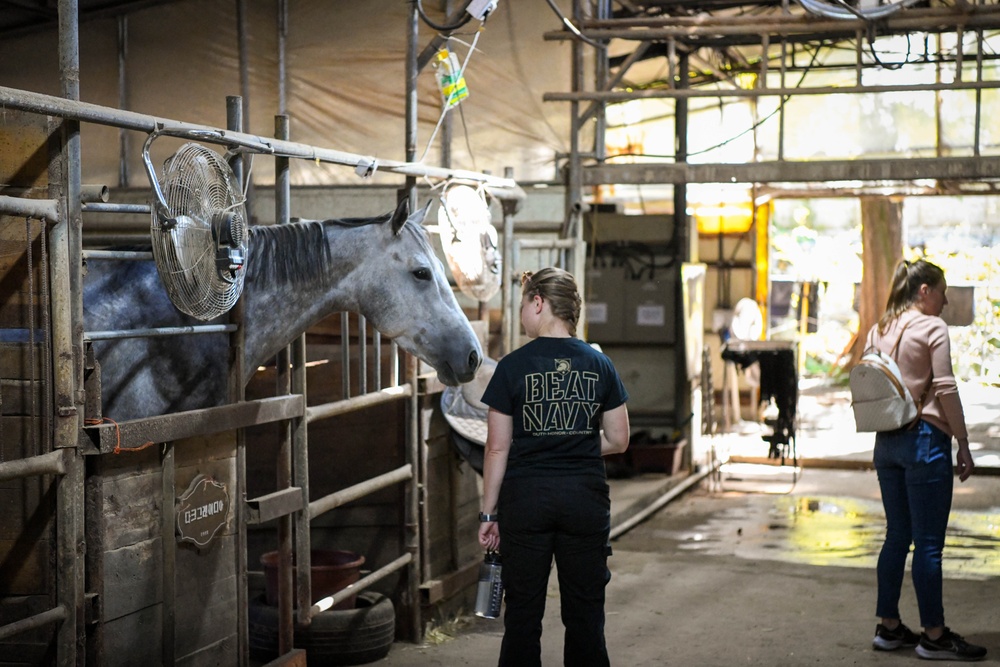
[412,267,432,281]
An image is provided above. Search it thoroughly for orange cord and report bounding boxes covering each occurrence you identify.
[84,417,155,454]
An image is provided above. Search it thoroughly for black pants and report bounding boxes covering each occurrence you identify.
[497,474,612,667]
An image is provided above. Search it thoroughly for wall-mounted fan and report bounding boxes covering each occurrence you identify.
[437,183,501,302]
[142,139,248,321]
[731,297,764,341]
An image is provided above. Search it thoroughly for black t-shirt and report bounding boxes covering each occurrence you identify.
[481,337,629,479]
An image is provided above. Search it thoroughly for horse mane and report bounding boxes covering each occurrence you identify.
[246,213,392,285]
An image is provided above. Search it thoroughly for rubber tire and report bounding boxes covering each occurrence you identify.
[249,591,395,666]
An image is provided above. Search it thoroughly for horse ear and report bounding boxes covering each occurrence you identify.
[412,200,433,225]
[390,198,433,236]
[390,198,410,236]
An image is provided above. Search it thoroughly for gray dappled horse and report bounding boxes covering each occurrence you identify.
[83,199,482,421]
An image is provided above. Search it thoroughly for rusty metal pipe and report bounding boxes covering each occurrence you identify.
[0,450,67,482]
[0,195,60,220]
[0,85,517,189]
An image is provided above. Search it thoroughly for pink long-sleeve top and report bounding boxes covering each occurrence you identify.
[865,310,968,440]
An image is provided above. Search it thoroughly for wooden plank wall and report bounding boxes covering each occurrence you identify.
[0,109,57,667]
[86,433,239,667]
[422,402,481,580]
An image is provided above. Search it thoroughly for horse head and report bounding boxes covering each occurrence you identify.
[352,199,483,386]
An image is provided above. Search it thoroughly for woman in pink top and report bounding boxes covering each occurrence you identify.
[868,259,986,662]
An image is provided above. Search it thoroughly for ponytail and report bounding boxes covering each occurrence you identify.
[877,259,945,333]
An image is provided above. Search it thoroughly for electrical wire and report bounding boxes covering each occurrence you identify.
[795,0,921,21]
[415,0,473,33]
[417,30,482,164]
[542,0,605,49]
[603,44,823,162]
[457,97,479,173]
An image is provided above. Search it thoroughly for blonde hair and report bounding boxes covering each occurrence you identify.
[521,268,582,335]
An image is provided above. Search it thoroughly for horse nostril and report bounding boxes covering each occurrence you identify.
[468,349,481,372]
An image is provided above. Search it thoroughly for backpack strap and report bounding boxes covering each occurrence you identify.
[885,316,931,429]
[886,318,914,361]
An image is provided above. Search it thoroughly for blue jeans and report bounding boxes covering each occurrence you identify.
[497,474,612,667]
[874,420,954,629]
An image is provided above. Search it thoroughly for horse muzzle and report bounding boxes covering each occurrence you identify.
[435,346,480,386]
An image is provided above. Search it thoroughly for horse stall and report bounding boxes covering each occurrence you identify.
[0,76,519,667]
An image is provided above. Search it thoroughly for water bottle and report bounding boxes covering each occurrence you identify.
[434,48,469,109]
[474,550,503,619]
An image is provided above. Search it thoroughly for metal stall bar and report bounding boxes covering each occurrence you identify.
[305,385,412,423]
[305,464,415,619]
[81,202,151,214]
[0,450,67,482]
[225,95,251,666]
[308,465,414,519]
[0,453,70,641]
[310,554,412,615]
[273,113,295,654]
[0,607,68,642]
[291,324,310,628]
[0,86,518,190]
[405,349,422,641]
[82,249,152,260]
[85,325,238,340]
[83,395,305,453]
[0,195,60,219]
[53,7,87,664]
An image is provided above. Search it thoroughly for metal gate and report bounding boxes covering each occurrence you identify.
[0,78,516,667]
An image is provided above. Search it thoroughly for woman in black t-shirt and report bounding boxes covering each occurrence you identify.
[478,268,630,667]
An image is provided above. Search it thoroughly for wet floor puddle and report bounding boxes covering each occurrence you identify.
[662,496,1000,579]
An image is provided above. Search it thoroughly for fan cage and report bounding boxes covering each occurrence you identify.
[151,143,248,321]
[438,184,501,302]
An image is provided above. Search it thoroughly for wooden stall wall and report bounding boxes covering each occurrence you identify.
[85,433,240,666]
[0,112,57,667]
[417,394,482,621]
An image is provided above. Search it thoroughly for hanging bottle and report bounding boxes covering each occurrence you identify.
[434,48,469,109]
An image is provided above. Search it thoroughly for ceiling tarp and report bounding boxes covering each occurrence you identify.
[0,0,586,187]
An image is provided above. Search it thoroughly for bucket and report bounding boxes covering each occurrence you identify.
[261,549,365,610]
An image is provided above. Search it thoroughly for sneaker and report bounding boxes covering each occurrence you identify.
[873,622,920,651]
[916,627,987,661]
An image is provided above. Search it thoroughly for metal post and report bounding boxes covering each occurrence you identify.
[501,167,517,356]
[275,113,295,654]
[975,29,983,157]
[359,315,368,395]
[117,15,129,187]
[278,0,289,115]
[594,0,609,165]
[675,52,691,443]
[405,354,421,641]
[404,11,422,635]
[563,0,586,241]
[226,95,250,666]
[56,2,85,664]
[405,2,420,205]
[236,0,251,132]
[292,329,311,627]
[341,312,351,400]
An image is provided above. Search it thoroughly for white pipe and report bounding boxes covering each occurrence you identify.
[609,464,718,540]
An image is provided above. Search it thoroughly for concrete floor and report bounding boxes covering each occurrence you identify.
[372,380,1000,666]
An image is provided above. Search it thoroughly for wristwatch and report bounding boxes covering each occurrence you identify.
[479,512,499,522]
